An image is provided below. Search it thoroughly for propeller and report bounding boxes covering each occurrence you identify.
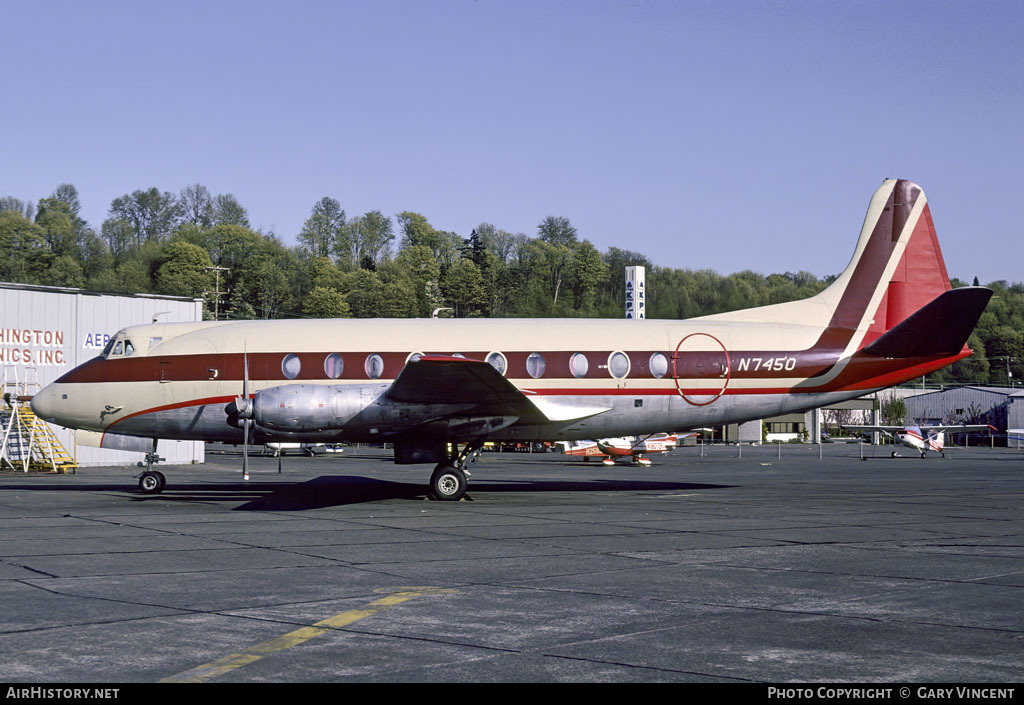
[233,351,252,481]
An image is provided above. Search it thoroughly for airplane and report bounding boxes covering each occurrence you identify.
[262,442,325,457]
[29,179,992,500]
[560,433,684,466]
[565,434,667,467]
[842,423,996,457]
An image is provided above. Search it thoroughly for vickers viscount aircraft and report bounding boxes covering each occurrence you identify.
[31,179,991,500]
[842,423,996,457]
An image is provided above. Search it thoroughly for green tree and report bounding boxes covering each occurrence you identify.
[35,197,80,258]
[155,240,213,297]
[212,193,250,227]
[303,286,352,318]
[299,197,346,260]
[345,210,394,269]
[394,245,443,317]
[569,240,608,313]
[113,258,152,294]
[0,196,35,220]
[0,211,49,283]
[880,393,907,426]
[179,184,214,228]
[397,211,437,251]
[231,238,300,318]
[537,215,578,248]
[307,256,348,291]
[107,187,182,246]
[441,258,486,317]
[47,254,86,288]
[344,269,385,318]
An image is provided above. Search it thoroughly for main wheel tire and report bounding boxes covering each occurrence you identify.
[139,470,165,494]
[430,464,467,501]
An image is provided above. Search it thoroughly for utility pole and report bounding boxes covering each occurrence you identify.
[204,266,229,320]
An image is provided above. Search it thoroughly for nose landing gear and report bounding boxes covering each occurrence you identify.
[138,469,166,494]
[136,442,166,494]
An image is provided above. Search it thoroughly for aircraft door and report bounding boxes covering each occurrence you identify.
[672,332,731,406]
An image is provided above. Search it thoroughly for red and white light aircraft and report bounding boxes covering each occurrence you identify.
[842,423,996,457]
[560,433,685,466]
[31,179,991,499]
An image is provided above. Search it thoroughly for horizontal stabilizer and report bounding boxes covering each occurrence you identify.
[862,287,992,358]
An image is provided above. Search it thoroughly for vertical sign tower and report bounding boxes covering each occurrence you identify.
[625,266,645,319]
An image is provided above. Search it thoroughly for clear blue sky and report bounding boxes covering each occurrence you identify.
[2,0,1021,284]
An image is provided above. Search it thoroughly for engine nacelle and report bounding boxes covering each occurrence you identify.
[252,383,389,432]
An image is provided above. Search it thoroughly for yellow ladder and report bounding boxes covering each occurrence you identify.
[17,405,77,474]
[1,367,76,474]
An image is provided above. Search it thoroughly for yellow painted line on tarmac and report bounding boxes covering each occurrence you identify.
[160,587,457,683]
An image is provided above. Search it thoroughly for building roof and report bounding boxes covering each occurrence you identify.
[0,280,201,303]
[903,385,1019,400]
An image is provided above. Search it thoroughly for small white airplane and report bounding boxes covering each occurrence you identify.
[842,423,995,457]
[262,442,325,457]
[560,433,687,466]
[30,179,992,499]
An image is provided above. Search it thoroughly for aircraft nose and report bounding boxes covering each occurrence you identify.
[30,384,61,423]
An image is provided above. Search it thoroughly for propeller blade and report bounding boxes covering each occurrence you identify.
[243,418,250,481]
[242,350,250,481]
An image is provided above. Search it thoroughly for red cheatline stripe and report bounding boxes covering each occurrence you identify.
[105,395,239,432]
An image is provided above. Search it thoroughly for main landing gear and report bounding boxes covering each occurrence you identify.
[429,442,483,501]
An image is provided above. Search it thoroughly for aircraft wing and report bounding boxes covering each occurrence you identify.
[841,425,906,433]
[919,424,996,435]
[384,355,610,424]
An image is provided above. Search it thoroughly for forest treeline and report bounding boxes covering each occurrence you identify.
[1,182,1021,386]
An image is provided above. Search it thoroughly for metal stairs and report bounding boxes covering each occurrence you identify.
[1,367,77,473]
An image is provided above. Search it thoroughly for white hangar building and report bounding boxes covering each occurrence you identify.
[1,281,205,467]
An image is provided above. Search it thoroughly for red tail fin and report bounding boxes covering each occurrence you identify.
[821,179,957,350]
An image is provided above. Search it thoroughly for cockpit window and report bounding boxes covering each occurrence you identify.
[112,341,123,356]
[101,337,117,357]
[124,340,135,356]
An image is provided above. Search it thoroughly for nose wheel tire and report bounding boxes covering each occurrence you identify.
[430,464,467,501]
[139,471,166,494]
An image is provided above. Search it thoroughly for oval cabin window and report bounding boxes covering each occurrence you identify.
[608,352,630,379]
[282,354,302,380]
[365,353,384,379]
[526,352,546,379]
[649,352,669,379]
[324,353,344,379]
[486,352,507,376]
[569,352,589,378]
